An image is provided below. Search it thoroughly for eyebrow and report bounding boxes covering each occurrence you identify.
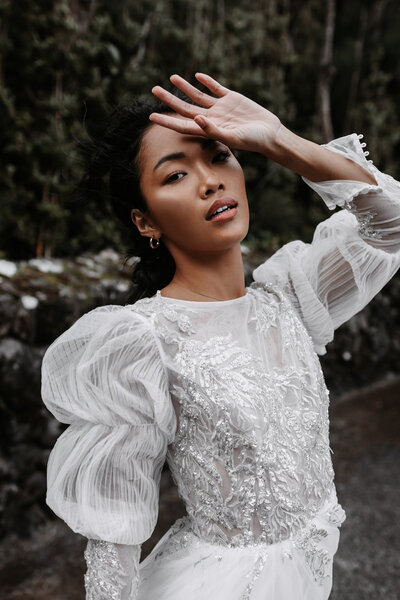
[153,138,221,172]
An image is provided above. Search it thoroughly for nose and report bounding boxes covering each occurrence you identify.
[199,167,225,199]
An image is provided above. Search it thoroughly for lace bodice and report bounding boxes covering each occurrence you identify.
[132,283,334,547]
[41,133,400,599]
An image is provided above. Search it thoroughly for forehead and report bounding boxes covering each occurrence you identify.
[140,120,221,170]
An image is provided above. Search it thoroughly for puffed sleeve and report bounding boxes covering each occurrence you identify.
[252,133,400,355]
[41,306,176,599]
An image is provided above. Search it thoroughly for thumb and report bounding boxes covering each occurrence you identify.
[194,115,229,143]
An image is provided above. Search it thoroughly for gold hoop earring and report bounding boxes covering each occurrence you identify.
[149,236,160,249]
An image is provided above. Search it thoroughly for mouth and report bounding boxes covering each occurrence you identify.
[206,198,238,221]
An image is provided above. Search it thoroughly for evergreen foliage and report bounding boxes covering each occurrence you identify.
[1,0,399,259]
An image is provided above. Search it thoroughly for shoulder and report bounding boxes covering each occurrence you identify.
[41,301,173,431]
[42,302,163,380]
[50,302,156,345]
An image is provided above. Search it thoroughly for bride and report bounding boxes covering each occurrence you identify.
[41,72,400,599]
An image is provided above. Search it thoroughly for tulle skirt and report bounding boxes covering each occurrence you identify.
[138,489,346,600]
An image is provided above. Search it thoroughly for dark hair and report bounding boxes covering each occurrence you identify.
[77,91,200,303]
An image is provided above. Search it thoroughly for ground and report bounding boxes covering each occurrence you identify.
[0,376,399,599]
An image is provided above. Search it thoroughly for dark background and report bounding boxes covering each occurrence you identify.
[2,0,400,261]
[0,1,399,598]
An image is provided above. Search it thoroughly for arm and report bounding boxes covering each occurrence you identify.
[148,73,400,351]
[262,124,378,185]
[84,541,140,600]
[147,72,377,188]
[147,72,378,188]
[42,308,176,599]
[253,133,400,354]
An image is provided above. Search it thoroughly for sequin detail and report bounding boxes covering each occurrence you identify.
[327,502,347,527]
[293,524,330,585]
[152,517,195,562]
[147,509,342,589]
[344,197,384,240]
[241,552,269,599]
[132,283,341,586]
[84,540,129,600]
[137,286,335,549]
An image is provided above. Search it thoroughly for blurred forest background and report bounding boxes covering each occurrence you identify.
[1,1,400,599]
[1,0,400,260]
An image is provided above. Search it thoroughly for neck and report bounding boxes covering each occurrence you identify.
[166,243,246,301]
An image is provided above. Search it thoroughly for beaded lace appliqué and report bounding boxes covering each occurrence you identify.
[84,540,129,600]
[241,552,269,599]
[131,283,344,589]
[164,309,334,551]
[344,197,384,240]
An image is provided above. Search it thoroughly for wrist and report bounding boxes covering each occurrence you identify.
[261,126,377,185]
[261,124,312,166]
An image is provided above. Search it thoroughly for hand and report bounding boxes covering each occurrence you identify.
[149,73,282,155]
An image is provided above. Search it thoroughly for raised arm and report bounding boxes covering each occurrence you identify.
[253,133,400,354]
[148,72,377,188]
[148,73,400,353]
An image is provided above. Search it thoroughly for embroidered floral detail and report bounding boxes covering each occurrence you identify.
[132,282,337,564]
[344,197,384,240]
[84,540,130,600]
[327,503,347,527]
[293,523,331,586]
[241,552,269,599]
[152,517,196,562]
[160,305,197,335]
[133,292,197,346]
[166,325,334,549]
[248,283,279,332]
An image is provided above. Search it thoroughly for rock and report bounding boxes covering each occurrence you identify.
[35,296,82,345]
[13,303,36,343]
[0,260,17,277]
[0,294,18,337]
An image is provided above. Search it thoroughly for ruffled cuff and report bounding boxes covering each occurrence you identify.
[301,133,383,211]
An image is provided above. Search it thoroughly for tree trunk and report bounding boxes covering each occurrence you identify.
[343,7,368,134]
[316,0,336,142]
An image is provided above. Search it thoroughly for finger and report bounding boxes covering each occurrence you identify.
[194,115,232,145]
[151,86,207,118]
[169,74,216,108]
[195,73,230,98]
[149,112,205,136]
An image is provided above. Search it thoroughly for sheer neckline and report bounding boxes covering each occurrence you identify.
[155,288,249,306]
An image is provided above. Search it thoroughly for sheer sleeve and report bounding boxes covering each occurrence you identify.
[252,133,400,355]
[41,306,176,599]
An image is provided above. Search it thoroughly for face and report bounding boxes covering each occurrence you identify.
[132,115,249,257]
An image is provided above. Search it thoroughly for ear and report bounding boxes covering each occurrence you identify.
[131,208,162,239]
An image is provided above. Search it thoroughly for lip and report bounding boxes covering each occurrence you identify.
[207,206,238,223]
[205,197,238,220]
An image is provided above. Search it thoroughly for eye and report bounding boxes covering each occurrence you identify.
[164,171,186,184]
[213,150,230,162]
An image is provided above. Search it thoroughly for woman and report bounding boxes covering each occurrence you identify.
[41,73,400,599]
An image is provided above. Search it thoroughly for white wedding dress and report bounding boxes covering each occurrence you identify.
[41,134,400,599]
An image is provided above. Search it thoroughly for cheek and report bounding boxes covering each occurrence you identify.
[230,164,247,195]
[146,188,194,235]
[146,163,248,237]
